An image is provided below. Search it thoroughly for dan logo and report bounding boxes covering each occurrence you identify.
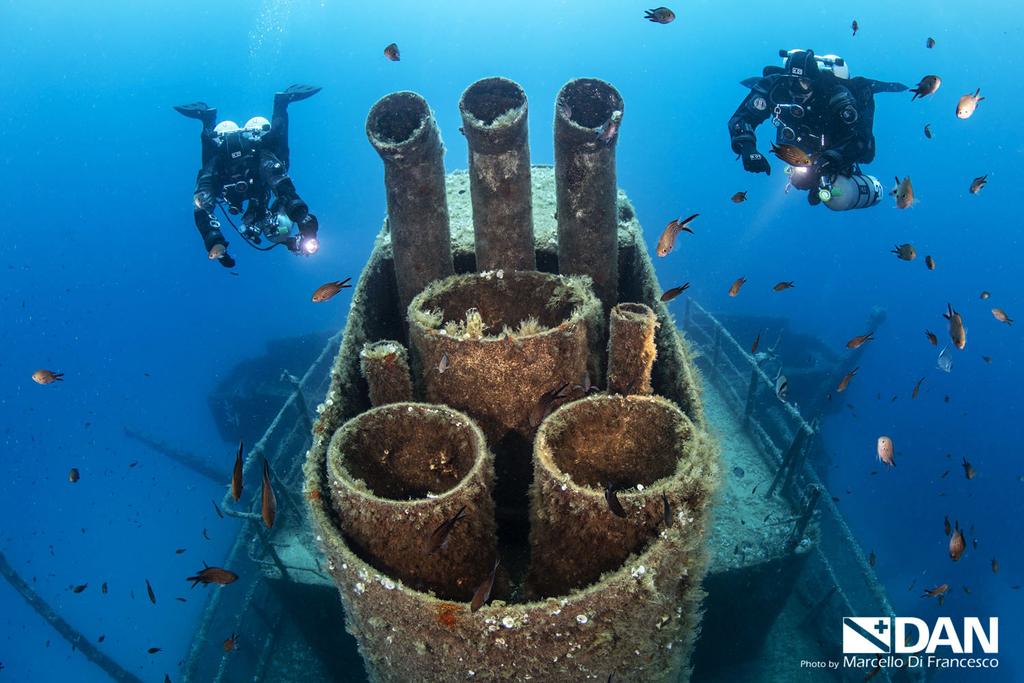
[843,617,891,654]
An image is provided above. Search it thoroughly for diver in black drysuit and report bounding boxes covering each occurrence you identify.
[728,50,907,208]
[175,84,321,267]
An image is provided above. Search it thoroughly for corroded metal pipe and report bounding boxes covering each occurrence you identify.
[366,92,454,313]
[458,77,536,272]
[554,78,624,310]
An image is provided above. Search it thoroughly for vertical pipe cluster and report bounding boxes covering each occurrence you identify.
[366,92,454,314]
[326,403,497,600]
[554,78,624,311]
[607,302,659,395]
[459,77,536,272]
[359,340,414,406]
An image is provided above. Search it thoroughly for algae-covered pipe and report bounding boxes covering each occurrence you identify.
[607,302,659,395]
[554,78,624,310]
[326,403,497,600]
[367,92,454,313]
[458,77,536,272]
[359,340,414,406]
[528,394,717,597]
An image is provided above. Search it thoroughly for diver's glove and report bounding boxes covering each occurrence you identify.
[294,214,320,256]
[739,142,771,175]
[219,253,236,268]
[813,150,843,177]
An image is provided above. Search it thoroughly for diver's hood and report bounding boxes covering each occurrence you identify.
[782,49,820,80]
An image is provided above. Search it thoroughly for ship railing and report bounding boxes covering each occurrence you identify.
[682,298,924,683]
[181,331,342,683]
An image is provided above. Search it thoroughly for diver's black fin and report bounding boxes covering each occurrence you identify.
[277,84,322,104]
[739,77,760,89]
[174,102,216,124]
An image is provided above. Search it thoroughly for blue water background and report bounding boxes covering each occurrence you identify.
[1,0,1021,680]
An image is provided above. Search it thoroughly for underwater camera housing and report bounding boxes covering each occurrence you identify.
[779,49,849,79]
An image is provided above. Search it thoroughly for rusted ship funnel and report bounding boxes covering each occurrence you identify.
[607,302,659,395]
[554,78,624,310]
[458,77,536,272]
[367,92,454,313]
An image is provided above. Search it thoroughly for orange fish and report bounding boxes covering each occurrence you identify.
[837,367,858,393]
[925,330,937,346]
[660,283,690,302]
[943,303,967,350]
[949,524,966,561]
[731,191,747,203]
[962,457,976,480]
[187,564,238,588]
[223,633,239,653]
[728,276,747,297]
[770,142,813,166]
[772,281,795,292]
[32,369,64,385]
[922,583,949,599]
[384,43,400,61]
[470,559,500,612]
[892,176,914,209]
[956,89,984,119]
[876,436,895,468]
[846,333,874,349]
[231,440,244,502]
[311,278,352,303]
[656,213,698,257]
[925,255,936,271]
[991,308,1013,326]
[261,459,277,529]
[912,377,924,400]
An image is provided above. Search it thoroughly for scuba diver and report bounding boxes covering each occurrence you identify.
[175,84,322,267]
[728,49,907,211]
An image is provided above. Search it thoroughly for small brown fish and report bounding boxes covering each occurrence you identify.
[98,634,105,642]
[662,493,673,528]
[925,255,936,271]
[991,308,1013,325]
[429,505,468,554]
[770,142,813,166]
[208,243,226,260]
[146,579,156,604]
[892,176,914,209]
[925,330,937,346]
[101,582,108,594]
[147,647,161,654]
[261,459,276,529]
[922,583,949,599]
[772,281,795,292]
[980,291,991,300]
[982,356,992,364]
[837,367,858,393]
[956,89,984,119]
[211,499,223,519]
[731,191,747,203]
[751,332,761,354]
[944,515,951,536]
[728,276,747,297]
[876,436,895,468]
[604,484,627,518]
[383,43,400,62]
[68,467,80,484]
[846,333,874,349]
[470,559,500,612]
[660,283,690,302]
[655,213,698,257]
[187,564,239,588]
[962,457,976,480]
[926,37,936,49]
[596,110,623,146]
[223,633,239,653]
[643,7,675,23]
[992,558,999,574]
[72,583,88,594]
[175,548,186,555]
[868,550,876,567]
[437,352,450,374]
[943,303,967,350]
[231,439,244,502]
[910,75,941,101]
[912,377,925,400]
[891,243,916,261]
[311,278,352,303]
[851,19,858,36]
[924,123,933,139]
[32,369,65,385]
[529,382,570,428]
[970,175,988,195]
[949,525,966,561]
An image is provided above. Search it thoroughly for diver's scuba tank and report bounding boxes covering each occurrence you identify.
[818,173,882,211]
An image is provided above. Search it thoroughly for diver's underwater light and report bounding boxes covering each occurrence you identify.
[302,237,319,255]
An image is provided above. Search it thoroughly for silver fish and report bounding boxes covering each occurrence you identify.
[937,346,953,373]
[774,370,789,402]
